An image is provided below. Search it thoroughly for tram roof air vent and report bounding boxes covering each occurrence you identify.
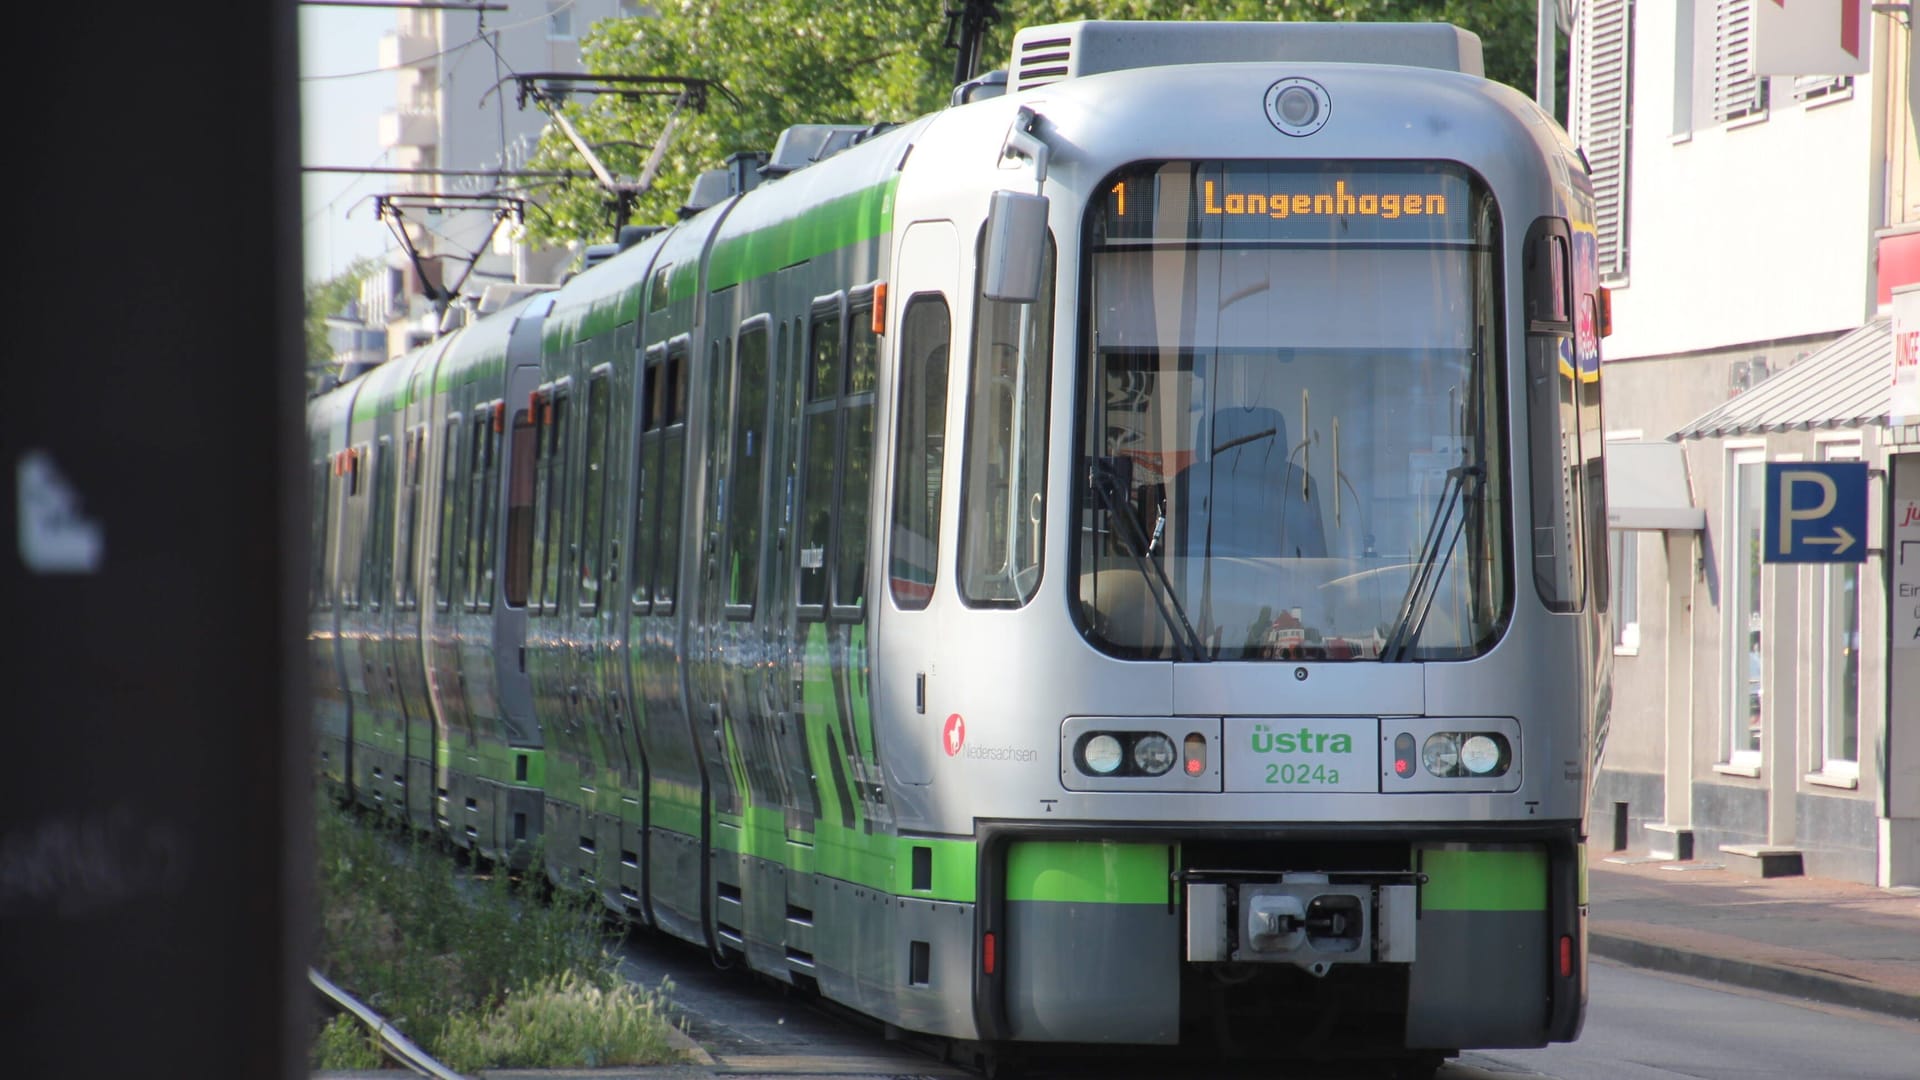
[760,124,872,179]
[678,168,732,219]
[1006,20,1483,94]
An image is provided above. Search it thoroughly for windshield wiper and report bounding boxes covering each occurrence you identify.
[1086,456,1205,662]
[1380,461,1484,663]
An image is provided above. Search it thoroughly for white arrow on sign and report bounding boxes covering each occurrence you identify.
[1802,527,1856,555]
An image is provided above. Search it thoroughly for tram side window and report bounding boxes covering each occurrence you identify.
[397,427,424,610]
[310,459,331,611]
[466,410,493,611]
[1580,297,1609,611]
[702,334,734,603]
[378,437,398,611]
[835,298,879,614]
[649,264,672,312]
[539,391,572,614]
[888,294,951,610]
[960,234,1055,607]
[632,348,663,612]
[364,437,394,612]
[1524,219,1585,612]
[579,370,612,614]
[434,418,461,610]
[726,324,770,613]
[653,345,688,610]
[504,406,538,607]
[797,302,844,615]
[342,447,364,609]
[464,411,491,611]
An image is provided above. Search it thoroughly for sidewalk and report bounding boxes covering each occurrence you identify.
[1589,852,1920,1021]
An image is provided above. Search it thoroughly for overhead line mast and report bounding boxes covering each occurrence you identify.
[945,0,1004,86]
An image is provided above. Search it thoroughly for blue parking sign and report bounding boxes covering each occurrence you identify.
[1765,462,1868,564]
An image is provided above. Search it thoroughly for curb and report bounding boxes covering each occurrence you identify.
[663,1022,716,1066]
[1590,930,1920,1022]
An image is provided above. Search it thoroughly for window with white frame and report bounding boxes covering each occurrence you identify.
[1673,0,1695,135]
[1819,440,1862,775]
[546,0,574,39]
[1605,431,1643,652]
[1610,529,1640,651]
[1576,0,1633,281]
[1792,74,1853,104]
[1726,446,1766,766]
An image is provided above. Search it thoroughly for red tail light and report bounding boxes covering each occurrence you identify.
[1559,934,1573,977]
[1393,732,1417,778]
[1183,733,1207,776]
[983,931,997,975]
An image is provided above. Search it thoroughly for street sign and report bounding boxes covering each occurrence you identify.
[1765,461,1868,564]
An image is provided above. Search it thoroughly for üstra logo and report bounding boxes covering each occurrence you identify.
[1250,722,1354,754]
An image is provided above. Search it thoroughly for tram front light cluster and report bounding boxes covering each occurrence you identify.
[1407,731,1512,778]
[1075,730,1200,778]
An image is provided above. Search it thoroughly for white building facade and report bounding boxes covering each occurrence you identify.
[1572,0,1920,886]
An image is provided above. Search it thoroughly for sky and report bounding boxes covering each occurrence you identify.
[300,4,401,284]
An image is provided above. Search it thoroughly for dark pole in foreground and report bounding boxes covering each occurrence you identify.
[0,4,308,1078]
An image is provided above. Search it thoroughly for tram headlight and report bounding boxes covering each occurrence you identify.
[1082,734,1124,775]
[1460,734,1509,776]
[1132,733,1176,776]
[1421,733,1461,777]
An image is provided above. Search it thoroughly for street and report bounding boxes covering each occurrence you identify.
[616,932,1920,1079]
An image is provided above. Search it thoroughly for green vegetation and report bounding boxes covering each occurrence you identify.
[524,0,1552,244]
[310,798,684,1072]
[312,1013,385,1071]
[305,256,379,391]
[438,970,680,1073]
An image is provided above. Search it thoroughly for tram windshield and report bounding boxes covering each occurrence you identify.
[1075,160,1508,662]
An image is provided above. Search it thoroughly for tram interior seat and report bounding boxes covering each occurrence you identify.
[1173,405,1327,560]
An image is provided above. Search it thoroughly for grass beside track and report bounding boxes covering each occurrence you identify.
[310,796,684,1072]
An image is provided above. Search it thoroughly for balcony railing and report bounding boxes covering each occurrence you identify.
[377,29,437,71]
[378,106,438,151]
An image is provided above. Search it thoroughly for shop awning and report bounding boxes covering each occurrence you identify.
[1672,319,1891,440]
[1606,440,1704,531]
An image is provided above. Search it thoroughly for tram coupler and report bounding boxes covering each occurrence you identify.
[1185,872,1419,975]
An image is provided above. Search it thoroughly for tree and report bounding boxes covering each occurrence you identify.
[305,256,380,386]
[521,1,1545,246]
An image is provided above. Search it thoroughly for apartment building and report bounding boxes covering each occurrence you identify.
[374,0,643,354]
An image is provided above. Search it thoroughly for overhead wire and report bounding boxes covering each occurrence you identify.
[300,0,574,81]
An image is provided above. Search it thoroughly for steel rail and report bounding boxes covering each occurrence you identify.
[310,967,470,1080]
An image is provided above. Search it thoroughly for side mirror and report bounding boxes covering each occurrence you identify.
[981,190,1049,303]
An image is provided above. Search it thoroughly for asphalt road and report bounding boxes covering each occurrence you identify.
[614,932,1920,1079]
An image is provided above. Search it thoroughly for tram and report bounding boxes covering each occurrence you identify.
[309,19,1609,1072]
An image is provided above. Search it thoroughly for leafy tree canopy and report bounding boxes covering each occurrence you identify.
[305,255,380,372]
[522,0,1541,246]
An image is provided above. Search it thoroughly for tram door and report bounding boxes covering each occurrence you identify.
[876,220,959,788]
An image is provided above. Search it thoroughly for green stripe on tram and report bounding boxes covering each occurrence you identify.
[1418,846,1547,911]
[1005,840,1170,905]
[703,177,898,293]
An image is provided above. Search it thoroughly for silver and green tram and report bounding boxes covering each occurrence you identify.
[309,18,1608,1072]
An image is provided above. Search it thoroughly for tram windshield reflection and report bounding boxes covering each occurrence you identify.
[1074,160,1510,662]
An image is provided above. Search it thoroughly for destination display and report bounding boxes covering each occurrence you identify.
[1096,161,1477,245]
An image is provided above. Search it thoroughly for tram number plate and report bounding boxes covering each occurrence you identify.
[1224,716,1379,793]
